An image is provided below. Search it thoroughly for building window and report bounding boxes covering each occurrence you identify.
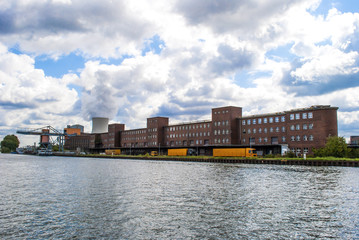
[282,126,286,132]
[290,114,294,120]
[259,137,262,143]
[282,136,286,142]
[264,137,268,143]
[303,135,308,141]
[253,119,256,124]
[242,120,246,125]
[269,117,273,123]
[309,123,313,129]
[281,116,285,122]
[247,119,251,125]
[303,124,308,130]
[264,128,267,133]
[296,113,300,120]
[291,136,295,141]
[270,127,273,133]
[259,128,262,133]
[290,125,295,131]
[297,148,301,154]
[303,113,307,119]
[308,112,313,119]
[296,124,300,130]
[296,135,301,141]
[253,128,256,134]
[264,118,268,123]
[258,118,262,124]
[304,148,309,154]
[275,117,279,123]
[309,135,314,141]
[276,127,279,132]
[243,138,246,143]
[248,129,251,134]
[226,120,229,126]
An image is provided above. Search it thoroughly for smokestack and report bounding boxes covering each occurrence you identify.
[92,117,109,133]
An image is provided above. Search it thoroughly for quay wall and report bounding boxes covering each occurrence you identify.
[54,153,359,167]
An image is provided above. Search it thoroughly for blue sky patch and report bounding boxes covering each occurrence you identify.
[35,52,85,78]
[141,35,165,56]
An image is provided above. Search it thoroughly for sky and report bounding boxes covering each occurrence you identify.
[0,0,358,146]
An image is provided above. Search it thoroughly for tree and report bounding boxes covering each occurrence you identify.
[314,136,348,158]
[1,135,20,153]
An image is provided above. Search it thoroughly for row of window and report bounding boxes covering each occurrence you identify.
[214,138,230,144]
[289,112,313,120]
[290,148,310,154]
[167,123,211,132]
[243,135,314,144]
[243,116,285,125]
[214,110,230,115]
[167,131,211,139]
[290,124,313,130]
[244,126,285,134]
[290,135,314,141]
[243,112,314,126]
[123,130,147,135]
[214,129,230,135]
[213,121,229,127]
[244,123,314,134]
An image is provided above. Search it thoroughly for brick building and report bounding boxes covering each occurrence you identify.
[66,105,338,156]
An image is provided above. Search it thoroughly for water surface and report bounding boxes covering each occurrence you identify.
[0,154,358,239]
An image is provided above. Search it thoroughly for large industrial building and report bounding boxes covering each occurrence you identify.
[65,105,338,156]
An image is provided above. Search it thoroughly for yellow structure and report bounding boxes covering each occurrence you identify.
[150,151,158,156]
[105,149,121,155]
[168,148,188,156]
[213,148,257,157]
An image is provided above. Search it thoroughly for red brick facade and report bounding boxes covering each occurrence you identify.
[66,105,338,155]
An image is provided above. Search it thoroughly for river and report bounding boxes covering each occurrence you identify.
[0,154,358,239]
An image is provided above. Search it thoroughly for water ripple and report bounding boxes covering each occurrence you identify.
[0,154,358,239]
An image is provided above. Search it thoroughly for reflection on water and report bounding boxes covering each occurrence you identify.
[0,154,358,239]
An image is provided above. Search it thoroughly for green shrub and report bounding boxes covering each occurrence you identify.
[285,151,296,158]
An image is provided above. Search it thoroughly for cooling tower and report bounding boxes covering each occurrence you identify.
[91,117,109,133]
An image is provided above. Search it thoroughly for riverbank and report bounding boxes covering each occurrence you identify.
[53,153,359,167]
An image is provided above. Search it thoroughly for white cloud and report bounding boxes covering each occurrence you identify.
[1,0,359,143]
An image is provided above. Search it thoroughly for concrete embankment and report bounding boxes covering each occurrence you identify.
[54,153,359,167]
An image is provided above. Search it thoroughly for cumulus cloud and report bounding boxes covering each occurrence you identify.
[1,0,359,143]
[0,43,80,143]
[0,0,154,58]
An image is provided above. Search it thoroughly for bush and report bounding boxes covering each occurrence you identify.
[314,136,348,158]
[1,146,11,153]
[285,151,296,158]
[265,154,275,158]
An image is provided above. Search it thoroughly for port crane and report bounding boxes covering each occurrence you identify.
[16,126,67,152]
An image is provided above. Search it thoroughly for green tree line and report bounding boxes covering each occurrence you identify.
[313,136,359,158]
